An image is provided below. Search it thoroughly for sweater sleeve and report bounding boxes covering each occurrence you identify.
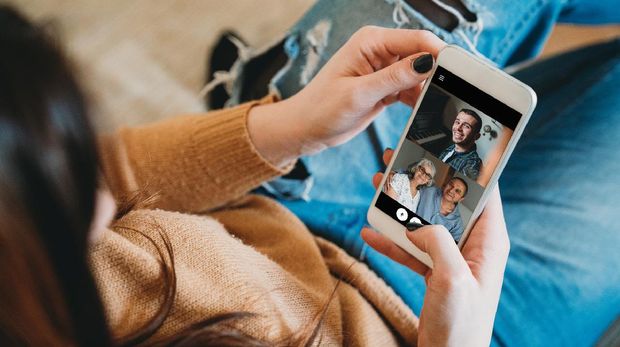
[98,96,294,213]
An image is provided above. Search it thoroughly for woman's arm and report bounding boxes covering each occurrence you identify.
[101,27,445,214]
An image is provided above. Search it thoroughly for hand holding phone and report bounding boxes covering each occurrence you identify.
[362,182,509,346]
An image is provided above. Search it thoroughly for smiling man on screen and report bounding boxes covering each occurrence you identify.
[440,108,483,180]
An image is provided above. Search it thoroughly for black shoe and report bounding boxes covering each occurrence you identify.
[205,31,246,110]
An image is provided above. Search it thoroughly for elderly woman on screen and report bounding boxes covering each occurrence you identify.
[385,158,436,212]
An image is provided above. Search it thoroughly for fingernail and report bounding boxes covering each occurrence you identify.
[412,53,434,74]
[406,221,423,231]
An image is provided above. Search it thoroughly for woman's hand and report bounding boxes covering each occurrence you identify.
[362,149,510,347]
[248,27,445,167]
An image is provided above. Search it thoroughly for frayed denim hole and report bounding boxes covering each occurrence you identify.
[401,0,460,31]
[268,34,300,99]
[386,0,462,43]
[438,0,477,21]
[300,19,332,86]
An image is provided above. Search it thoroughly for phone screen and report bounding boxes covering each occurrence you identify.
[375,65,522,243]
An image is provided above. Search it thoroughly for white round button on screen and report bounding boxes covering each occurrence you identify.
[409,217,422,224]
[396,208,408,221]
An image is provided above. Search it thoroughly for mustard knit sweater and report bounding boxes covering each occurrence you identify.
[90,97,419,346]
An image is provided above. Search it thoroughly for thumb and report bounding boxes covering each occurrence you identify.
[361,52,434,103]
[406,225,469,275]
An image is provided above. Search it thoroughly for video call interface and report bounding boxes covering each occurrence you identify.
[375,66,522,243]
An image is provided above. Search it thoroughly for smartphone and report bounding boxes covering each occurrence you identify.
[367,45,537,267]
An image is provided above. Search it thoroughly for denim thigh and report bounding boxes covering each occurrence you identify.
[492,39,620,347]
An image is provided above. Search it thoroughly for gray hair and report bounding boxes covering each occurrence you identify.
[407,158,436,188]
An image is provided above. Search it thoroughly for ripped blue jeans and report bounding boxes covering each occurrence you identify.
[208,0,620,345]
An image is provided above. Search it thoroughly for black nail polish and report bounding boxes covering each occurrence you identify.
[412,54,434,74]
[406,221,423,231]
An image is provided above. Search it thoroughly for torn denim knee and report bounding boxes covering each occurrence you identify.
[301,20,332,86]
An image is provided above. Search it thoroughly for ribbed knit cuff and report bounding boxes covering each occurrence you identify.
[192,96,295,193]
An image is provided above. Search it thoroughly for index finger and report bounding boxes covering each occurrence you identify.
[368,27,446,58]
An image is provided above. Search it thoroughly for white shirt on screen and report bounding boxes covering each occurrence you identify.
[389,173,421,212]
[441,148,455,162]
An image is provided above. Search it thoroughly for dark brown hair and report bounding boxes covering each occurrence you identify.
[0,6,332,346]
[458,108,483,134]
[0,5,110,345]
